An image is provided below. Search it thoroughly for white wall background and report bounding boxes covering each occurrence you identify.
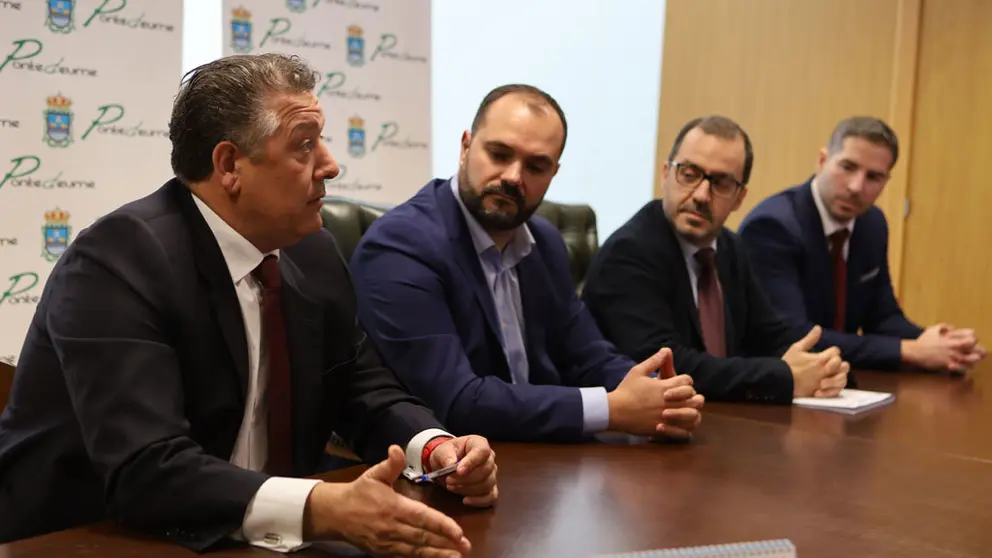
[182,0,666,238]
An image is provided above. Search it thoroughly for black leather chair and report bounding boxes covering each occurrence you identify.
[319,198,390,263]
[319,198,599,291]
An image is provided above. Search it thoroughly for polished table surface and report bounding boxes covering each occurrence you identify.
[3,366,990,557]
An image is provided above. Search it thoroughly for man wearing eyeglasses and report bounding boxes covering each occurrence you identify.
[739,116,986,373]
[583,116,849,403]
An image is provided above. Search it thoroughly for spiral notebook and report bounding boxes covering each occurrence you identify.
[595,539,796,557]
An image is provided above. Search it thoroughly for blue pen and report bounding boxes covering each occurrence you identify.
[414,462,460,484]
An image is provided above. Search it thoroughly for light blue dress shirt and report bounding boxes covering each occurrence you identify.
[450,177,610,433]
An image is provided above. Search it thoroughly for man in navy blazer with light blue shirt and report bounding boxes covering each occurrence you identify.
[350,84,704,442]
[739,116,986,373]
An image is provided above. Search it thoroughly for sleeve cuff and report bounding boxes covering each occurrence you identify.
[580,387,610,434]
[402,427,453,481]
[237,477,322,553]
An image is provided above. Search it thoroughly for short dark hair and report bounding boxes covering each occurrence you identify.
[470,84,568,156]
[667,115,754,186]
[169,53,318,184]
[826,116,899,169]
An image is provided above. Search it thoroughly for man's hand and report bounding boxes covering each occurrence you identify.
[429,435,498,508]
[905,324,984,372]
[782,326,849,398]
[607,348,704,438]
[304,445,471,557]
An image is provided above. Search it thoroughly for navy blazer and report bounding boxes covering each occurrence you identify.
[738,179,923,370]
[349,179,634,442]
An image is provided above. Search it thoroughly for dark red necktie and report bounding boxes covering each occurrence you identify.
[695,248,726,357]
[253,255,293,476]
[829,230,850,332]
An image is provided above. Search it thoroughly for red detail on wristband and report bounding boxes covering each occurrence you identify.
[422,436,454,473]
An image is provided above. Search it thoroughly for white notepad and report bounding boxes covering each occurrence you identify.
[596,539,795,557]
[793,388,894,414]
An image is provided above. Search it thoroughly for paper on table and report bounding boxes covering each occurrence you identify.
[793,388,894,415]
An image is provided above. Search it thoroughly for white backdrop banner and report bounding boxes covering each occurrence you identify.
[221,0,432,205]
[0,0,182,366]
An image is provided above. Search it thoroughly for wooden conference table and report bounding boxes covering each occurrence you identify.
[3,365,991,557]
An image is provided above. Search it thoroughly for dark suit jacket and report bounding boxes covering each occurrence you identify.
[0,179,443,550]
[582,200,796,404]
[348,179,634,443]
[738,178,923,370]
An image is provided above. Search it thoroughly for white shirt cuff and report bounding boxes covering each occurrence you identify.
[237,477,322,553]
[402,427,454,481]
[580,387,610,434]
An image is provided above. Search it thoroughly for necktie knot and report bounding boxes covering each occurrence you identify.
[252,254,281,289]
[829,229,850,252]
[694,247,716,270]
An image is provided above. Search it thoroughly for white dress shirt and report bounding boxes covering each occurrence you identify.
[674,233,719,307]
[810,178,854,260]
[192,195,450,553]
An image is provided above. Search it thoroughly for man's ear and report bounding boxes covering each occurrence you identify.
[212,141,241,194]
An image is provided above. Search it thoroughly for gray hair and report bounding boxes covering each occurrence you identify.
[168,53,318,183]
[826,116,899,169]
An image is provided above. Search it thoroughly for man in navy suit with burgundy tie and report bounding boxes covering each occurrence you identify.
[349,84,704,443]
[739,116,986,373]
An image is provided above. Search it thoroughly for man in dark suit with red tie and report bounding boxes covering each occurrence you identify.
[0,53,496,557]
[583,116,849,404]
[739,116,986,373]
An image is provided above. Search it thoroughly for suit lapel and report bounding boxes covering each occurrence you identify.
[174,183,250,397]
[658,211,703,343]
[795,181,836,322]
[279,254,324,475]
[714,237,737,356]
[845,217,870,320]
[437,182,503,344]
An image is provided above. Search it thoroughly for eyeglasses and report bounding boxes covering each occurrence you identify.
[670,160,744,199]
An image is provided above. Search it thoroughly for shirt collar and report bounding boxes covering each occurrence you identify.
[811,177,855,238]
[450,174,534,264]
[674,225,717,266]
[191,193,278,284]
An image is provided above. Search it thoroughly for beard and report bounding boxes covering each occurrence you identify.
[457,166,540,231]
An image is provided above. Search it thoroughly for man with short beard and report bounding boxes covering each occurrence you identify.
[583,116,848,404]
[349,85,704,442]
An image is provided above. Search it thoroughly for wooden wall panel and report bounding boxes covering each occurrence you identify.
[655,0,914,290]
[900,0,992,337]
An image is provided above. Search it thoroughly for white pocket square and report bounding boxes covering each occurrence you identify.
[860,268,880,282]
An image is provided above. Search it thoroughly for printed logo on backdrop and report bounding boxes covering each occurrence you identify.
[46,0,75,34]
[0,2,23,12]
[40,95,168,147]
[347,116,366,158]
[315,71,382,102]
[42,208,72,262]
[0,155,97,192]
[44,94,73,148]
[1,118,20,131]
[347,25,364,66]
[315,0,379,11]
[0,237,16,249]
[0,271,41,308]
[346,26,427,65]
[346,116,428,157]
[286,0,307,13]
[229,6,331,53]
[47,0,175,34]
[0,38,99,78]
[324,164,382,193]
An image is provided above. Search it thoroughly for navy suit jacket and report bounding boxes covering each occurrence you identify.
[0,179,442,549]
[349,179,635,442]
[738,179,923,370]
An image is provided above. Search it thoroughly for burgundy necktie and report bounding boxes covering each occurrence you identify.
[695,248,726,357]
[829,230,850,332]
[253,255,293,476]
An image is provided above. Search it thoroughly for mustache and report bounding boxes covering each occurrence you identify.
[481,182,525,206]
[679,200,713,221]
